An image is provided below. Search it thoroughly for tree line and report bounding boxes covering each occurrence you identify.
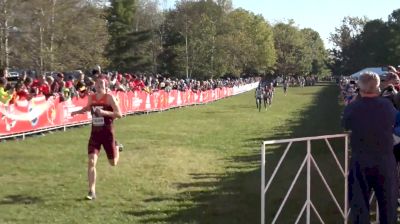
[329,9,400,76]
[0,0,329,79]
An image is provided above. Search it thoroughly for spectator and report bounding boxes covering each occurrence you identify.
[130,75,145,92]
[36,74,51,98]
[23,77,35,95]
[344,80,358,105]
[382,71,400,90]
[86,78,96,93]
[0,77,12,104]
[74,70,85,86]
[45,76,56,96]
[342,72,398,223]
[14,81,32,101]
[18,71,28,83]
[76,80,88,98]
[164,80,172,92]
[52,73,64,94]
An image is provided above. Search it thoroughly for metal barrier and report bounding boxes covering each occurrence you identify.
[261,134,349,224]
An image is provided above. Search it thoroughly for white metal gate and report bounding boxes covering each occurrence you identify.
[261,134,349,224]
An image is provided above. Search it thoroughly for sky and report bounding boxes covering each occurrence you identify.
[165,0,400,49]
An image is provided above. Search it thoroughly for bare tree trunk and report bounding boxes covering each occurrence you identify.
[2,0,8,69]
[185,17,189,79]
[0,34,3,67]
[210,34,215,79]
[39,24,44,74]
[151,18,156,73]
[4,16,7,70]
[135,0,139,32]
[135,17,139,32]
[38,7,45,74]
[158,0,167,73]
[49,0,57,71]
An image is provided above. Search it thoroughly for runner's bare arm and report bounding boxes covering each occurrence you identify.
[71,97,92,116]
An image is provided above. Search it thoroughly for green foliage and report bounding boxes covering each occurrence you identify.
[159,0,227,78]
[160,2,277,79]
[223,9,276,75]
[301,28,329,75]
[272,21,327,76]
[328,10,400,76]
[106,0,143,71]
[1,0,330,77]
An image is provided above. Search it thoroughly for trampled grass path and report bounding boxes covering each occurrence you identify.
[0,83,344,223]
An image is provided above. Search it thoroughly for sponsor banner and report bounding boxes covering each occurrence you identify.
[232,82,259,95]
[0,83,257,136]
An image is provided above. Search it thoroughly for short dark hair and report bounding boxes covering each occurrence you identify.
[92,69,100,76]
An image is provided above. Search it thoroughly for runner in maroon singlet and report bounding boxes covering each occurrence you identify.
[71,77,122,200]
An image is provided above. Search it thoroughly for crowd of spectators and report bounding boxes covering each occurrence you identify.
[0,66,257,105]
[340,65,400,106]
[271,75,318,87]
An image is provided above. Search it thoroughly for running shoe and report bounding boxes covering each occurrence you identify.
[117,143,124,152]
[85,191,96,200]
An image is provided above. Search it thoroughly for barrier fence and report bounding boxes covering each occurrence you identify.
[261,134,349,224]
[0,82,258,139]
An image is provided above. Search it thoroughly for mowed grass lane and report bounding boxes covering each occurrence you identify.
[0,83,343,224]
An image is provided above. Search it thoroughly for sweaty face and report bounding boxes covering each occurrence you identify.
[95,79,107,93]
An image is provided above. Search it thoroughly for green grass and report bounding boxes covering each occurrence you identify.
[0,83,344,224]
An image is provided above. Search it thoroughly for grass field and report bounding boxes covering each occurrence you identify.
[0,83,344,224]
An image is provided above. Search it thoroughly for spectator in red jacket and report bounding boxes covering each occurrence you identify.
[36,74,51,98]
[130,75,145,92]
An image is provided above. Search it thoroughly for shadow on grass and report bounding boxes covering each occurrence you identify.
[0,194,43,205]
[124,84,344,223]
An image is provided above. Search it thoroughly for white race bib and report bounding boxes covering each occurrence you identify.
[92,117,105,126]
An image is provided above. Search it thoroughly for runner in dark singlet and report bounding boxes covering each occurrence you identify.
[71,77,122,200]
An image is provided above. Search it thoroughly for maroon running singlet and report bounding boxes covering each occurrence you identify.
[87,94,116,159]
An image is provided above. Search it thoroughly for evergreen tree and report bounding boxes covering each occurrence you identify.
[106,0,140,71]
